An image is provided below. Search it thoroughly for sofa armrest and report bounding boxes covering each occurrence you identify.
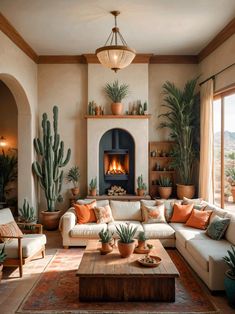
[59,209,77,246]
[209,255,228,291]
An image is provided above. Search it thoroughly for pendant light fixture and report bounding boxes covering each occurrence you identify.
[96,11,136,72]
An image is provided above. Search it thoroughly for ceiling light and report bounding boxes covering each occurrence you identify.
[95,11,136,72]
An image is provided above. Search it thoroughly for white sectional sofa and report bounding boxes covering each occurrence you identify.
[59,199,235,291]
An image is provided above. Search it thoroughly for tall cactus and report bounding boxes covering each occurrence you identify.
[32,106,71,212]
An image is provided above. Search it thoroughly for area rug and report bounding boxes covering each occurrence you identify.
[17,248,219,314]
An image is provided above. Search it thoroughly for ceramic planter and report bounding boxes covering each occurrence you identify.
[71,187,80,197]
[41,210,62,231]
[100,242,113,255]
[176,184,195,199]
[89,188,96,197]
[224,271,235,306]
[158,186,172,199]
[137,188,145,196]
[117,240,135,258]
[138,240,146,250]
[111,102,123,115]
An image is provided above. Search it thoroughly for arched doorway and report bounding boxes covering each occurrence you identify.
[0,73,34,210]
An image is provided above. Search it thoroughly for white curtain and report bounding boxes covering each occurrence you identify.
[199,79,214,202]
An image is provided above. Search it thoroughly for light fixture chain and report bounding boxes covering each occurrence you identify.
[117,31,128,46]
[104,30,113,46]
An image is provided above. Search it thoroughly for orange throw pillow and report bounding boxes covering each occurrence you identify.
[170,203,193,223]
[186,208,212,230]
[74,200,97,224]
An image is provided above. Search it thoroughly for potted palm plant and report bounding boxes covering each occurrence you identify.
[98,229,114,255]
[104,80,129,115]
[0,245,6,282]
[158,78,199,199]
[158,176,173,199]
[89,177,97,196]
[116,224,137,258]
[32,106,71,230]
[226,167,235,202]
[137,174,147,196]
[66,166,80,197]
[223,246,235,306]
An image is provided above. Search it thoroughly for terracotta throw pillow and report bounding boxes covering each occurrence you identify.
[142,204,166,223]
[170,203,193,223]
[0,221,23,242]
[156,199,182,222]
[94,205,114,224]
[74,200,97,224]
[185,208,212,230]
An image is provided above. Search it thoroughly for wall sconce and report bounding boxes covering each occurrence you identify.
[0,136,7,148]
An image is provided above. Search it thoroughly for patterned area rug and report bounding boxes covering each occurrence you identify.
[17,248,219,314]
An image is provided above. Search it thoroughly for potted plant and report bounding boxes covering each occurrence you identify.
[18,199,37,233]
[223,245,235,306]
[158,176,173,199]
[137,231,147,250]
[0,150,17,203]
[98,229,114,254]
[226,167,235,202]
[0,245,6,282]
[66,166,80,197]
[158,78,199,199]
[137,174,147,196]
[116,224,137,258]
[89,177,97,196]
[104,80,129,115]
[32,106,71,230]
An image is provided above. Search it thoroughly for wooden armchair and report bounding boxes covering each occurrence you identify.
[0,208,46,277]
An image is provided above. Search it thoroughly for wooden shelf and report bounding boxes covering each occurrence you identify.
[151,170,175,173]
[150,156,173,160]
[85,115,151,119]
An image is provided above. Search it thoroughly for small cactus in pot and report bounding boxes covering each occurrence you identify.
[116,224,138,258]
[89,177,97,196]
[137,175,147,196]
[137,231,147,249]
[98,229,114,254]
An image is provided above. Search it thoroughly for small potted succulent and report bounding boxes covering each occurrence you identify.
[0,245,6,282]
[18,199,37,233]
[104,80,129,115]
[226,168,235,202]
[137,231,147,250]
[223,245,235,306]
[116,224,137,258]
[89,177,97,196]
[137,175,147,196]
[66,166,81,197]
[158,176,173,199]
[98,229,114,255]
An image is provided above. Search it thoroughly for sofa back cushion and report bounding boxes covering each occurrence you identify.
[170,203,193,223]
[225,211,235,245]
[74,201,97,224]
[110,201,142,221]
[0,220,23,242]
[77,199,109,207]
[0,208,15,224]
[185,208,212,230]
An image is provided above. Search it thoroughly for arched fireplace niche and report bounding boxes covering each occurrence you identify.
[99,128,135,195]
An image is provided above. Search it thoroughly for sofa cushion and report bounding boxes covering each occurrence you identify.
[1,234,46,258]
[107,221,143,238]
[142,204,166,223]
[182,197,207,210]
[110,201,142,221]
[206,215,231,240]
[94,205,114,224]
[187,238,232,272]
[204,204,227,223]
[156,199,181,222]
[185,209,212,230]
[0,208,15,224]
[142,223,175,239]
[169,223,207,247]
[74,201,97,224]
[70,223,107,238]
[0,220,23,243]
[224,211,235,245]
[77,199,109,207]
[171,203,193,223]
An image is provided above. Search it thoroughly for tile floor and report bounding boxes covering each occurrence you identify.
[0,230,234,314]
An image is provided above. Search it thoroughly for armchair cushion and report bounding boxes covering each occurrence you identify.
[0,220,23,242]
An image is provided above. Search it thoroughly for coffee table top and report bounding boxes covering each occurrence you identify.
[76,239,179,278]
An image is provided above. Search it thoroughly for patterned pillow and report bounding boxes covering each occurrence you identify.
[142,204,166,223]
[94,205,114,224]
[0,221,23,243]
[206,215,230,240]
[182,197,207,210]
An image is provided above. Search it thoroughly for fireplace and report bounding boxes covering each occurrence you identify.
[99,129,134,195]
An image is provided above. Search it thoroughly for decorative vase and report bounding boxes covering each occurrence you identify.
[41,210,62,231]
[89,188,96,196]
[71,187,80,197]
[231,186,235,203]
[224,271,235,306]
[111,102,123,115]
[137,188,145,196]
[158,186,172,199]
[117,240,135,258]
[176,184,195,199]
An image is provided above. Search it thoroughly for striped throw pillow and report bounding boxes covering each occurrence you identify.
[0,221,23,242]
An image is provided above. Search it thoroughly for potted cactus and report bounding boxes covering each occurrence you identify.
[158,176,173,199]
[18,199,36,233]
[0,245,6,282]
[98,229,114,255]
[137,231,147,250]
[32,106,71,230]
[104,80,129,115]
[223,245,235,306]
[89,177,97,196]
[116,224,137,258]
[137,174,147,196]
[66,166,80,197]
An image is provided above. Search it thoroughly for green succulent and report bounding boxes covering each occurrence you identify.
[99,229,113,243]
[104,80,129,103]
[116,224,138,243]
[138,231,147,241]
[66,166,80,188]
[18,199,36,223]
[223,246,235,277]
[0,245,7,263]
[158,176,172,187]
[89,177,97,190]
[137,175,147,190]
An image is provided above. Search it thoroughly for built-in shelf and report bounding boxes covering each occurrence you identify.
[151,170,175,173]
[150,156,173,160]
[85,115,151,119]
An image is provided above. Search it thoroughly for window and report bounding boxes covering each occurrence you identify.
[213,89,235,210]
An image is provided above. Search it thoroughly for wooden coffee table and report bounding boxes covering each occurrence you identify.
[76,239,179,302]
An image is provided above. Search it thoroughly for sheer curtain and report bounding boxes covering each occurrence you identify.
[199,79,214,202]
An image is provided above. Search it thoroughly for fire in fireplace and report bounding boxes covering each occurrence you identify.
[107,156,127,175]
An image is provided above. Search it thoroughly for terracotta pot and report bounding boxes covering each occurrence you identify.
[111,102,123,115]
[137,188,145,196]
[89,188,96,197]
[71,187,80,197]
[117,240,135,258]
[138,240,146,249]
[177,184,195,199]
[100,242,113,255]
[231,186,235,203]
[41,210,62,231]
[158,186,172,199]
